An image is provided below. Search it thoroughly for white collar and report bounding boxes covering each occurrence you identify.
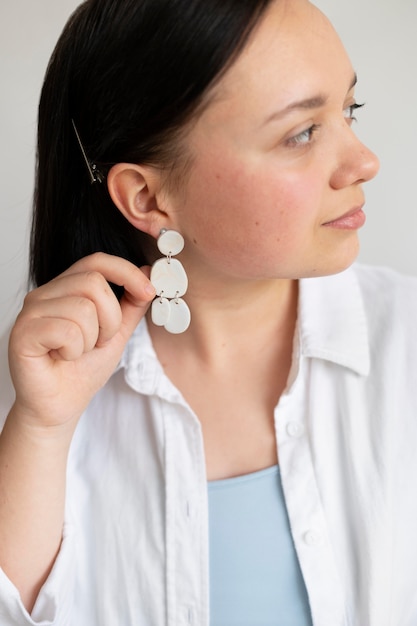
[117,265,370,401]
[298,265,370,376]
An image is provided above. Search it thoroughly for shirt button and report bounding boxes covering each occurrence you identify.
[303,530,322,547]
[286,421,305,438]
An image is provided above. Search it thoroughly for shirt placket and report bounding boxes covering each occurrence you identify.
[163,401,209,626]
[275,355,347,626]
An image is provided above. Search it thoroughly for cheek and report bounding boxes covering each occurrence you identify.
[245,166,324,236]
[177,153,326,275]
[182,157,255,234]
[178,164,263,273]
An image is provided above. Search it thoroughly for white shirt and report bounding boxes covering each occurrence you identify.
[1,263,417,626]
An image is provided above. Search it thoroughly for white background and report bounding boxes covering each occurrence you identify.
[0,0,416,362]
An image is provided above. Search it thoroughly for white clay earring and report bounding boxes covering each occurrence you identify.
[150,229,191,334]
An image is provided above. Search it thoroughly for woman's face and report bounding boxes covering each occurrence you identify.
[166,0,379,284]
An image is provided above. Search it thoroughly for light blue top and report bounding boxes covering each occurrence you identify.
[208,466,313,626]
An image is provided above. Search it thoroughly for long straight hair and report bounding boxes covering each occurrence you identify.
[30,0,273,289]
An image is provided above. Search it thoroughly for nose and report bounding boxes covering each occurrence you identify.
[330,130,380,190]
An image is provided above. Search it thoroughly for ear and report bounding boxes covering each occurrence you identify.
[107,163,170,239]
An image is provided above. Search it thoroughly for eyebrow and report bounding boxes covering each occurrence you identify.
[262,73,358,125]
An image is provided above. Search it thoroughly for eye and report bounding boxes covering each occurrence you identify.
[343,102,365,125]
[286,124,320,147]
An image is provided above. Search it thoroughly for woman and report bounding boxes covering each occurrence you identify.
[1,0,417,624]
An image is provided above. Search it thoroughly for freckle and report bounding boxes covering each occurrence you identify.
[193,238,197,244]
[255,221,260,226]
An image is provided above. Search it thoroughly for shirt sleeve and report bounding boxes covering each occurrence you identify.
[0,522,76,626]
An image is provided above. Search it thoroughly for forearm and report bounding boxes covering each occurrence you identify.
[0,406,74,613]
[1,256,153,615]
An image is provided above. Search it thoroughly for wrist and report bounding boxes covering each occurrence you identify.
[4,403,78,449]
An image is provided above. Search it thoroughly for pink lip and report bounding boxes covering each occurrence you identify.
[323,207,366,230]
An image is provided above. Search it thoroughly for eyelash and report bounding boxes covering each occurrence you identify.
[344,102,365,123]
[286,102,366,148]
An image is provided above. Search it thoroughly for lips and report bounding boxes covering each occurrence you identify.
[322,206,366,230]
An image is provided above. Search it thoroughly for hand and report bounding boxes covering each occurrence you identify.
[8,253,155,432]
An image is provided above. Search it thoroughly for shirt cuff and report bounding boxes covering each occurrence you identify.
[0,522,75,626]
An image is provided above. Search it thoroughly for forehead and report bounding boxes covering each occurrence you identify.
[204,0,353,122]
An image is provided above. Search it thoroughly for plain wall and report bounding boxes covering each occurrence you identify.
[1,0,416,362]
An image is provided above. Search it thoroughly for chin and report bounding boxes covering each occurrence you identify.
[304,239,361,278]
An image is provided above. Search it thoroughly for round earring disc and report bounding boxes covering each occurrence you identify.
[165,298,191,334]
[157,230,185,256]
[151,297,170,326]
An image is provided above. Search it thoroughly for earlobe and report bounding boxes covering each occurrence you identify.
[107,163,168,238]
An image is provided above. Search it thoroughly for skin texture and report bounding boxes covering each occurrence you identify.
[2,0,379,613]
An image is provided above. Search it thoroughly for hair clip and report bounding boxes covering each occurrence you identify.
[71,119,105,184]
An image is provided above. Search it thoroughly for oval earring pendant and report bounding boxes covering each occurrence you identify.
[151,297,170,326]
[165,298,191,334]
[150,258,188,298]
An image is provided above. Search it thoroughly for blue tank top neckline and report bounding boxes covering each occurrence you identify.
[208,463,313,625]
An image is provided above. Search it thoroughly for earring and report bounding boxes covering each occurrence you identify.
[150,229,191,334]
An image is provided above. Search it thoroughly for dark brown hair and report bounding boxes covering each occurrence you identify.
[30,0,273,288]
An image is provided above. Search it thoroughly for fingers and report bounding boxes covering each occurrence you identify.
[60,254,157,345]
[59,253,155,305]
[31,272,122,347]
[18,316,86,362]
[13,254,156,361]
[14,296,102,359]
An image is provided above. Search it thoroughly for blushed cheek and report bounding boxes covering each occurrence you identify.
[184,160,254,230]
[179,153,321,273]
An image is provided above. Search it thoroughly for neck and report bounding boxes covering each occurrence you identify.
[148,277,298,367]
